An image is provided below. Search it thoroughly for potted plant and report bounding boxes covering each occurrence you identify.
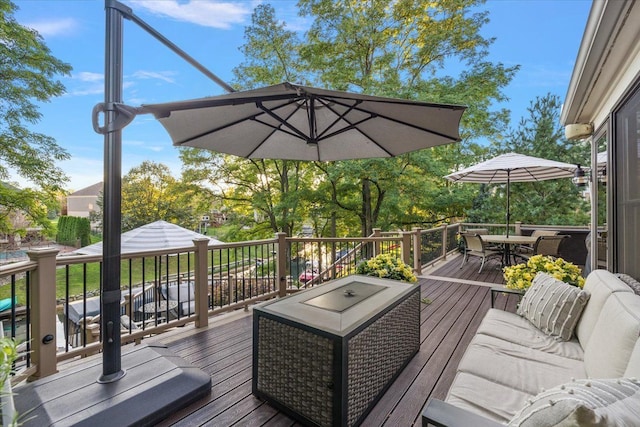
[356,253,417,283]
[0,332,18,426]
[503,254,585,291]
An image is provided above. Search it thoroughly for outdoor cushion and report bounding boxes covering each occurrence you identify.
[446,371,534,423]
[583,292,640,378]
[624,340,640,378]
[456,334,586,396]
[476,309,584,360]
[167,282,195,301]
[517,273,589,341]
[576,270,633,347]
[508,378,640,427]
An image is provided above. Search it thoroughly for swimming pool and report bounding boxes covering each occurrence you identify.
[0,250,28,262]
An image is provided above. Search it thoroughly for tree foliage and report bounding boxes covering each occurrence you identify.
[56,216,91,247]
[179,0,518,237]
[0,0,72,234]
[121,161,204,231]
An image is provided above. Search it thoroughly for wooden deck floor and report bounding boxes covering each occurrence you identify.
[143,255,517,427]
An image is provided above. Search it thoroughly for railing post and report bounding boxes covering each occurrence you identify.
[515,221,522,236]
[27,247,60,380]
[373,228,381,256]
[412,227,422,275]
[401,231,412,270]
[442,224,448,260]
[193,238,210,328]
[276,232,287,297]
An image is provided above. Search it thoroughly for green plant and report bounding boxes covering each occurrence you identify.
[356,253,417,283]
[503,255,585,291]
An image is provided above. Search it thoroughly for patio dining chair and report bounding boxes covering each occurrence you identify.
[515,234,569,262]
[515,229,559,255]
[459,233,503,273]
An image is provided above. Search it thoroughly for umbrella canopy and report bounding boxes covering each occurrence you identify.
[73,220,222,255]
[445,153,578,236]
[140,82,466,161]
[597,150,607,170]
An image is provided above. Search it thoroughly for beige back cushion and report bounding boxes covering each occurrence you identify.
[583,292,640,378]
[576,270,632,347]
[625,339,640,378]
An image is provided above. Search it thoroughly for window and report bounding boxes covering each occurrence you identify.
[612,83,640,278]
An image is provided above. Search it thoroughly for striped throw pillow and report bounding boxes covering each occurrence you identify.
[517,272,590,341]
[508,378,640,427]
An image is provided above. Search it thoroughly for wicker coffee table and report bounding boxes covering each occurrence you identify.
[252,275,420,427]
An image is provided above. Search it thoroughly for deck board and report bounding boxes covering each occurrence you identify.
[144,258,515,426]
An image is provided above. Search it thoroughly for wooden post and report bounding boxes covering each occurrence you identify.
[401,231,412,269]
[276,232,287,297]
[27,247,60,380]
[373,228,381,257]
[193,238,210,328]
[515,221,522,236]
[442,224,449,261]
[412,227,422,275]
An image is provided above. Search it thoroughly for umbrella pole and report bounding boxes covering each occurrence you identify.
[506,171,510,238]
[98,0,125,383]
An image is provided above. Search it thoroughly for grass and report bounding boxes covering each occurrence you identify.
[1,245,272,305]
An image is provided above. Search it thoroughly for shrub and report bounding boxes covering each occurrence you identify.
[356,253,417,283]
[503,255,585,291]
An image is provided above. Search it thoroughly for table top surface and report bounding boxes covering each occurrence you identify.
[138,300,178,313]
[482,234,538,244]
[256,275,419,335]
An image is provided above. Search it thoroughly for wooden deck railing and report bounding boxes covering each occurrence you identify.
[0,222,591,383]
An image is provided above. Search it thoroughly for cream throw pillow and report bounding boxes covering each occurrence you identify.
[517,272,590,341]
[508,378,640,427]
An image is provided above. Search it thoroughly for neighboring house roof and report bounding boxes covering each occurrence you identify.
[68,182,103,197]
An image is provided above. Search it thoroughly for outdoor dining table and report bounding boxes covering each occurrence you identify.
[137,300,178,322]
[482,234,539,266]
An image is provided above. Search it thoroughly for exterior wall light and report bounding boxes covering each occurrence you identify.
[573,164,589,187]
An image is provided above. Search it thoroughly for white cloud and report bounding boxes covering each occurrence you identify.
[75,72,104,83]
[130,0,251,29]
[132,70,176,84]
[23,17,78,37]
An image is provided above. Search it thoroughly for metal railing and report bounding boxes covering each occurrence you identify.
[1,223,591,382]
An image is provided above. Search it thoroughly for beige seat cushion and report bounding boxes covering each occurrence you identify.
[508,378,640,427]
[446,371,534,423]
[457,334,586,396]
[517,273,590,341]
[477,309,584,360]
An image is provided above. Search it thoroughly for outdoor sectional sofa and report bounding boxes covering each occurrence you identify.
[422,269,640,426]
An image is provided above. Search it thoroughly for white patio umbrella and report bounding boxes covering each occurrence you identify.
[72,220,223,255]
[597,150,607,170]
[445,152,578,236]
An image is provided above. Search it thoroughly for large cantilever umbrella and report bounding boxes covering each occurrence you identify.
[445,152,578,237]
[138,82,466,161]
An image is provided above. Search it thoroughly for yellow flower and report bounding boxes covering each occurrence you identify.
[503,255,584,290]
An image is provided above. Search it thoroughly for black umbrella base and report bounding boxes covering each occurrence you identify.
[14,344,211,426]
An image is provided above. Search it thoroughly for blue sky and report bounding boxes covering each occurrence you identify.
[13,0,592,192]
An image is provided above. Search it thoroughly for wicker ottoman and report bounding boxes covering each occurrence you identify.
[252,275,420,427]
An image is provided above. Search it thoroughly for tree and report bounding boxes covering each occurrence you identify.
[0,0,72,235]
[121,161,203,231]
[183,0,517,237]
[296,0,516,235]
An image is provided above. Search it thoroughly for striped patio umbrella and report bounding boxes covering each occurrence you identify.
[445,153,578,236]
[73,220,222,255]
